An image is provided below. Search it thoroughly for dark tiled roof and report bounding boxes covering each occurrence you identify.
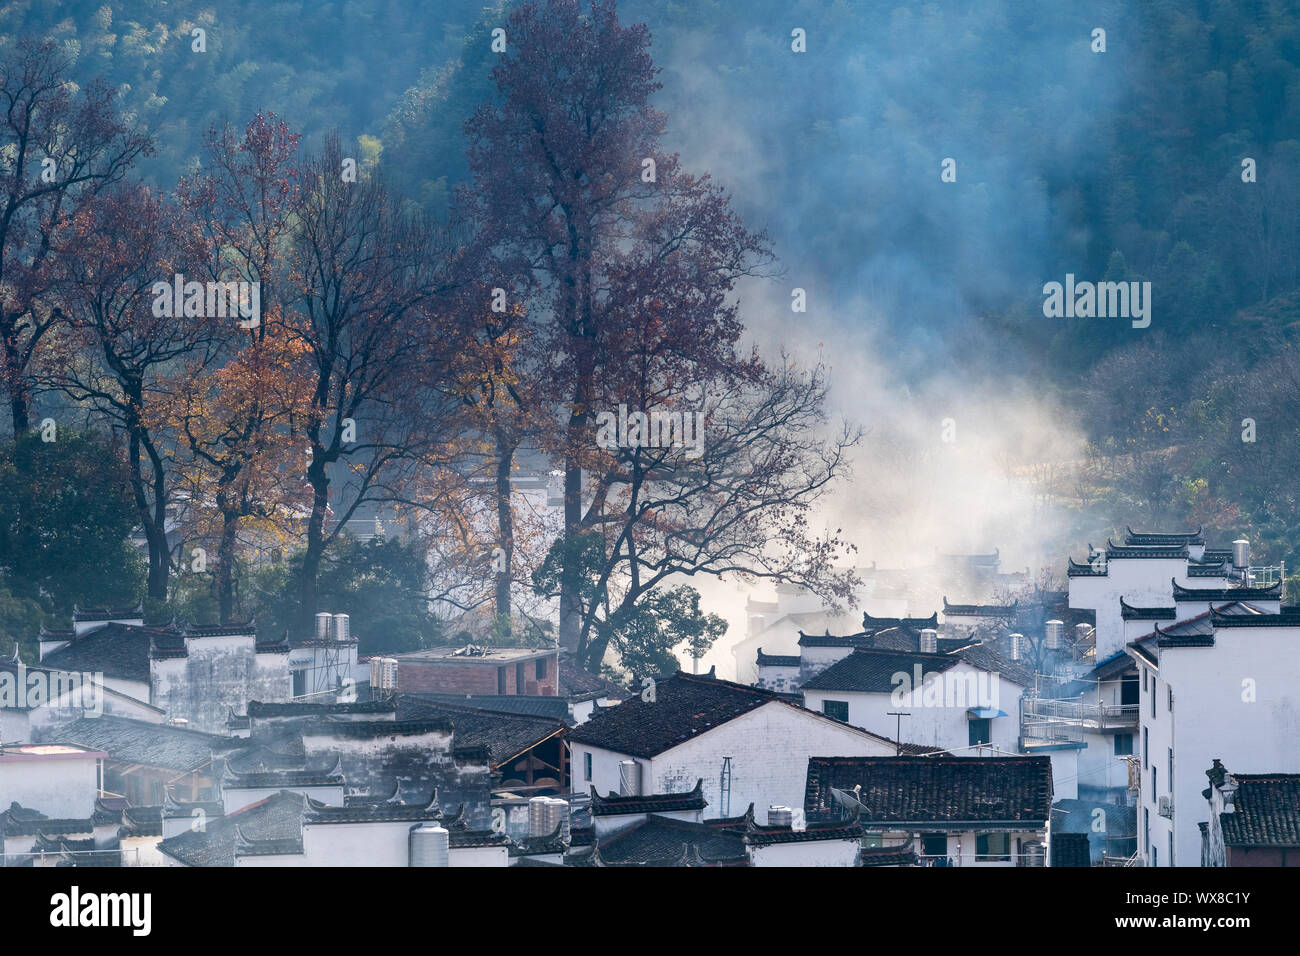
[1124,525,1203,546]
[223,761,344,789]
[1102,540,1189,560]
[942,597,1017,617]
[1067,557,1106,577]
[859,842,919,866]
[800,648,958,694]
[1120,597,1176,621]
[120,805,163,838]
[595,814,749,866]
[93,797,128,825]
[1173,579,1282,602]
[182,622,255,638]
[797,631,876,649]
[756,649,800,668]
[1050,832,1092,867]
[398,692,570,722]
[868,626,925,651]
[234,828,302,857]
[949,642,1035,688]
[862,611,938,630]
[303,793,446,824]
[57,716,225,772]
[1208,607,1300,628]
[38,624,158,682]
[1218,774,1300,847]
[567,673,776,758]
[590,780,706,816]
[742,818,862,847]
[298,718,455,737]
[0,804,93,838]
[158,791,306,867]
[247,699,394,718]
[446,824,510,849]
[568,672,901,759]
[804,756,1053,826]
[72,604,144,623]
[559,660,632,701]
[393,696,565,768]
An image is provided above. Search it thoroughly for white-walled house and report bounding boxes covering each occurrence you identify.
[805,754,1054,866]
[1067,528,1233,663]
[0,742,103,819]
[567,672,907,818]
[1127,602,1300,867]
[35,611,291,734]
[799,646,1031,757]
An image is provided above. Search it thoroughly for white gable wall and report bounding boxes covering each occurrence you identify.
[646,702,897,817]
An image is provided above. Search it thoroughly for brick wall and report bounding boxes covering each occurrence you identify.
[395,653,559,696]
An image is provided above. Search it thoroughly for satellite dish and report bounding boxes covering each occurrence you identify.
[830,787,865,813]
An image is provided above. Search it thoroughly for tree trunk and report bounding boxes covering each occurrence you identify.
[126,405,170,603]
[299,454,330,637]
[9,390,28,436]
[216,512,239,623]
[494,430,516,639]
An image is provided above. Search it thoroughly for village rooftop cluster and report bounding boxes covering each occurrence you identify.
[2,525,1296,868]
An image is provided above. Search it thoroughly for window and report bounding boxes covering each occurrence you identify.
[1114,733,1133,756]
[1168,686,1173,712]
[968,718,992,746]
[536,657,548,680]
[1144,808,1149,857]
[1151,680,1157,717]
[822,699,849,722]
[1142,670,1148,692]
[1152,845,1158,867]
[1168,748,1173,791]
[921,833,947,858]
[516,661,526,692]
[1143,728,1149,768]
[1121,674,1139,706]
[1152,766,1157,803]
[498,666,506,694]
[583,752,592,782]
[292,669,306,697]
[1169,833,1174,866]
[976,832,1010,861]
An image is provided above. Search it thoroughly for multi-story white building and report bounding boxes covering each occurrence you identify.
[1127,597,1300,867]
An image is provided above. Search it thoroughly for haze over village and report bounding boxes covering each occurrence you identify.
[0,1,1297,906]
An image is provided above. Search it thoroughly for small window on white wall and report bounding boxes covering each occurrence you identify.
[583,752,592,782]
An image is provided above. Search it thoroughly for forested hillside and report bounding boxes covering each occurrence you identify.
[5,0,1300,626]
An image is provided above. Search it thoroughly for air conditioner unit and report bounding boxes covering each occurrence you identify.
[1157,796,1174,818]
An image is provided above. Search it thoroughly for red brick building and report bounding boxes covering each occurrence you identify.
[393,645,560,697]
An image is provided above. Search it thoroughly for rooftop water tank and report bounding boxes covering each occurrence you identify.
[409,824,449,867]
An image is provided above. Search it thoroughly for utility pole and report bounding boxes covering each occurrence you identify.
[887,712,910,755]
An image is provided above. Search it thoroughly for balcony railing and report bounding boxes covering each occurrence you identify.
[1021,696,1139,746]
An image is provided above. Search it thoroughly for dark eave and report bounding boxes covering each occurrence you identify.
[1124,525,1203,546]
[1119,597,1176,621]
[1172,579,1281,602]
[1103,540,1189,560]
[1067,556,1106,577]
